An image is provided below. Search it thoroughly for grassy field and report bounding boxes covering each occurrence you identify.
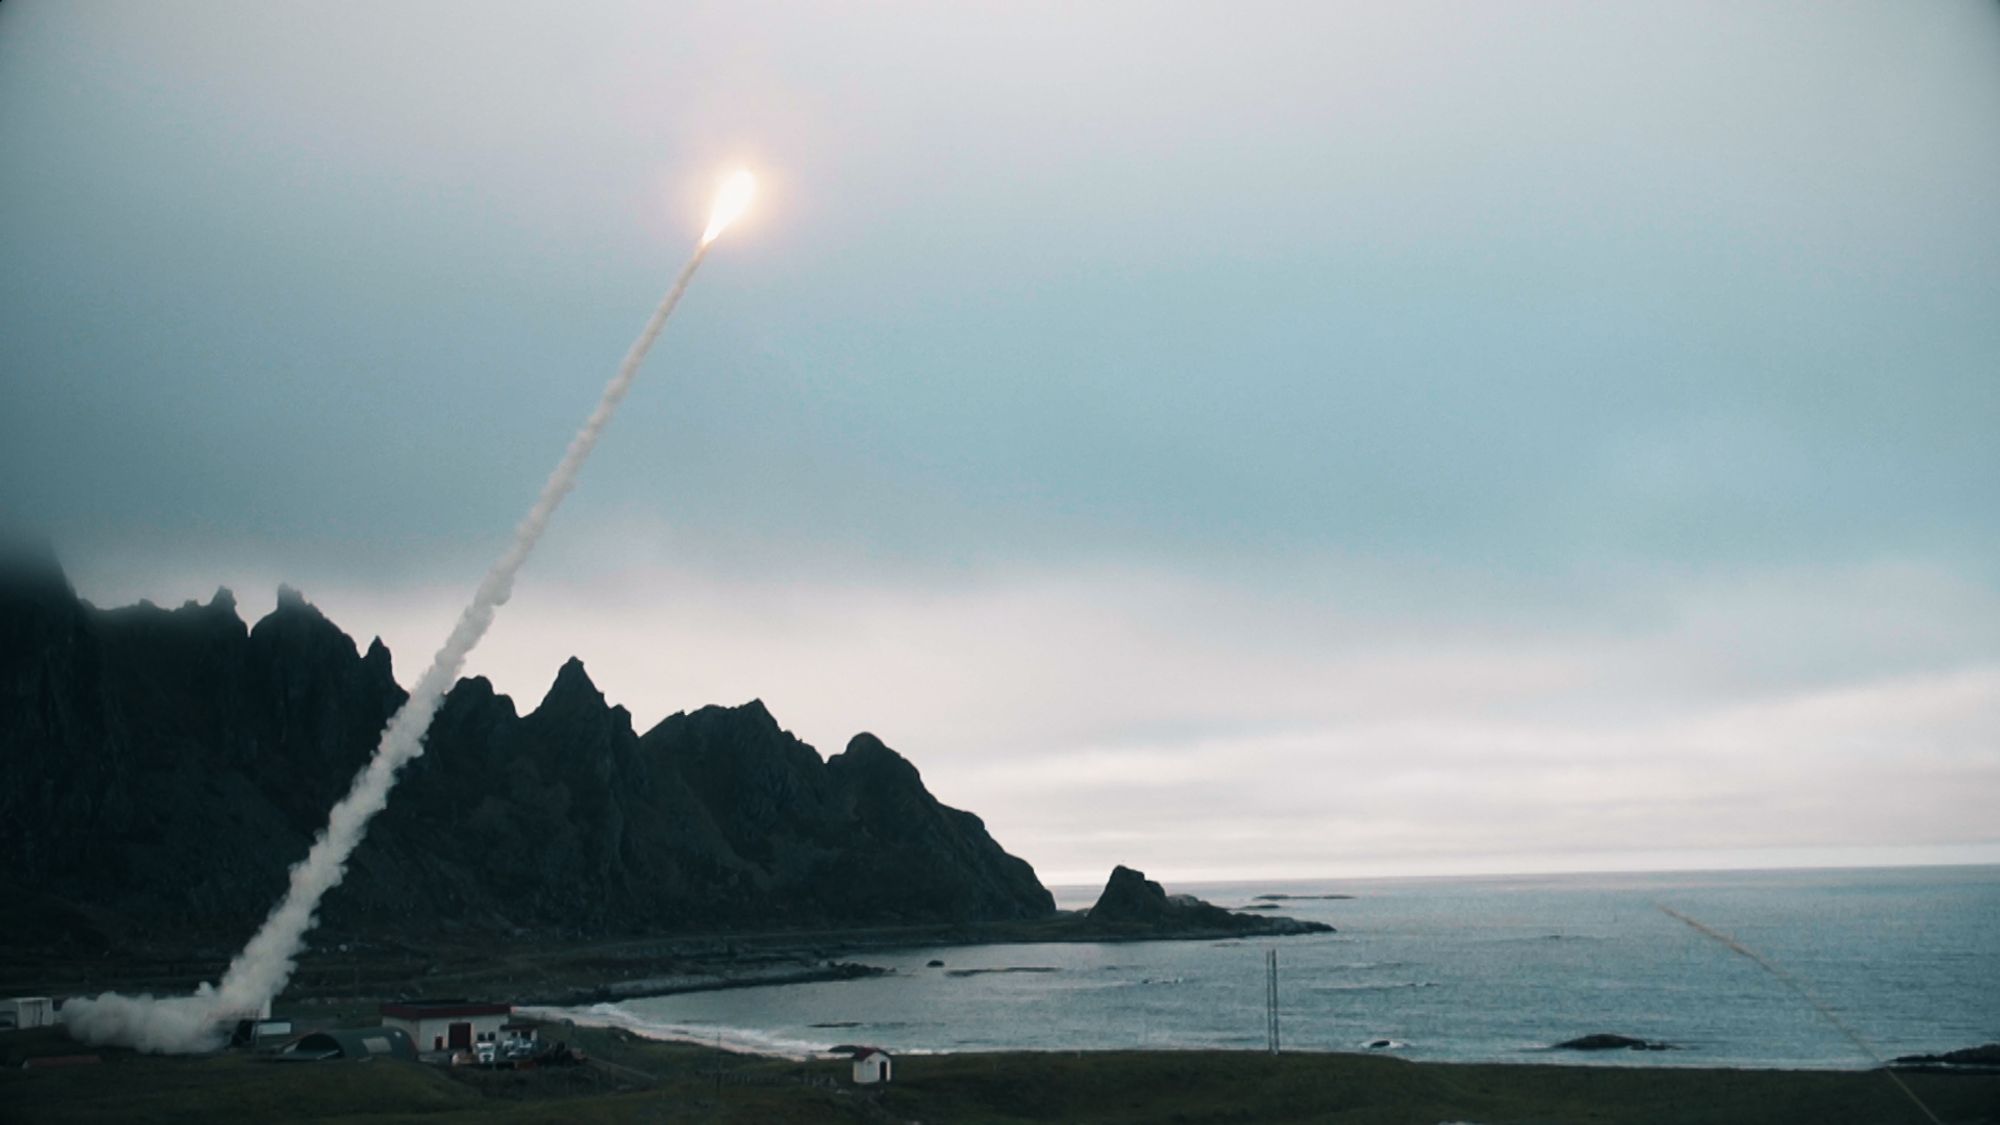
[5,1022,1996,1124]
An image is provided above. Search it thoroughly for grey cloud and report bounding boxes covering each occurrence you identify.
[5,1,1997,879]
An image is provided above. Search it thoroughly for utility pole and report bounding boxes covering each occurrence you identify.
[1266,948,1281,1054]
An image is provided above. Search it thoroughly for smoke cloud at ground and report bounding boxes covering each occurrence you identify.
[64,243,712,1053]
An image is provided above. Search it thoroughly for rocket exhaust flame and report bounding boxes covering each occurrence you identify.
[64,172,755,1055]
[702,169,756,245]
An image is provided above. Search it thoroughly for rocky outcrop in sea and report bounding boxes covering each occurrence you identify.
[1081,865,1334,938]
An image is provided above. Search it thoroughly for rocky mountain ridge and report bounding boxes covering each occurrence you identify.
[0,545,1054,951]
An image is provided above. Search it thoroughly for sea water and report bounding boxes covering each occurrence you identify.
[574,866,1999,1068]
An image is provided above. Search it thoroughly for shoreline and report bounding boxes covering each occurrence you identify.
[0,911,1333,1013]
[529,1000,1986,1075]
[18,925,1988,1076]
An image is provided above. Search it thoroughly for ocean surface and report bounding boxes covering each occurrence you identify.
[558,866,2000,1069]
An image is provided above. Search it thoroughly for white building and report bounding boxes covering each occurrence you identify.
[0,997,57,1030]
[851,1047,892,1085]
[379,1001,511,1054]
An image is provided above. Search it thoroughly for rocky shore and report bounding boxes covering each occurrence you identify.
[6,864,1336,1013]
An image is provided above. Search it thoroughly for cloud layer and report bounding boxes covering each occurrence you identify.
[6,2,1997,879]
[77,544,2000,882]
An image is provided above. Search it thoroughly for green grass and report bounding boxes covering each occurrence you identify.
[4,1050,479,1124]
[872,1050,1998,1125]
[5,1025,1995,1124]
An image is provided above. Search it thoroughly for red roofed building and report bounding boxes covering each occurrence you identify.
[379,1000,511,1054]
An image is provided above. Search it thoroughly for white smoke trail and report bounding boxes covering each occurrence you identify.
[1658,904,1942,1125]
[66,241,715,1054]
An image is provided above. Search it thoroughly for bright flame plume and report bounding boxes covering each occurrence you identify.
[701,169,757,245]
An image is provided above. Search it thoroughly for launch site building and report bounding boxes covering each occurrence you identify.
[379,1000,513,1054]
[0,997,57,1030]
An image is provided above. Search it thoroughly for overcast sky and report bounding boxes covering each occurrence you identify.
[4,1,1996,883]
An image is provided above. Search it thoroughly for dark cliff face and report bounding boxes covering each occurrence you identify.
[826,734,1052,923]
[0,549,1054,949]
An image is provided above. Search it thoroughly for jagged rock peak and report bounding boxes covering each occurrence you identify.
[831,732,921,782]
[442,674,519,722]
[447,673,510,706]
[692,698,782,734]
[727,697,778,728]
[649,698,791,748]
[536,656,605,711]
[536,660,628,732]
[453,673,498,699]
[267,584,340,630]
[176,586,241,626]
[252,584,354,655]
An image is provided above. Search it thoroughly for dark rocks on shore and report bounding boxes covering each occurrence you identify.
[1082,866,1334,938]
[1553,1034,1678,1052]
[1890,1043,2000,1069]
[543,958,889,1006]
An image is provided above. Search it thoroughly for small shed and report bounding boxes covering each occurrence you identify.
[851,1047,892,1085]
[380,1001,511,1054]
[0,998,57,1030]
[284,1027,418,1062]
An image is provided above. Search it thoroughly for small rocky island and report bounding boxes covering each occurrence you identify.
[1553,1034,1679,1052]
[1076,866,1335,939]
[1890,1044,2000,1071]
